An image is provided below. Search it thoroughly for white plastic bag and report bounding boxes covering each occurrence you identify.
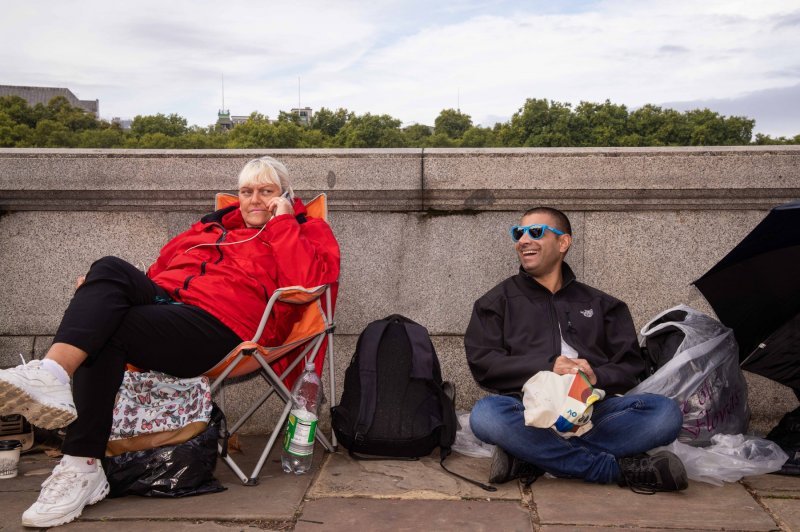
[628,305,750,445]
[452,411,495,458]
[654,434,788,486]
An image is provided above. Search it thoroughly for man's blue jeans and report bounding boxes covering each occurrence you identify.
[470,393,682,484]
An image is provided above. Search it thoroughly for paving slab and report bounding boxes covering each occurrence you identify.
[308,450,520,500]
[81,437,321,523]
[0,437,322,528]
[759,498,800,532]
[0,496,36,532]
[0,451,58,493]
[295,497,533,532]
[744,474,800,497]
[537,525,697,532]
[0,453,56,531]
[59,521,279,531]
[531,477,777,531]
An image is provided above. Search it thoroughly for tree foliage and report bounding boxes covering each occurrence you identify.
[434,109,473,139]
[0,94,790,149]
[130,113,188,138]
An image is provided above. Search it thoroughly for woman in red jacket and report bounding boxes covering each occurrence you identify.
[0,156,340,528]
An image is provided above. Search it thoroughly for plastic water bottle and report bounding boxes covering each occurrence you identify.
[281,362,323,474]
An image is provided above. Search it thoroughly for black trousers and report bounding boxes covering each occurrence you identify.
[53,256,241,458]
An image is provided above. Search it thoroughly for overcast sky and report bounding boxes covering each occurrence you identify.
[3,0,799,137]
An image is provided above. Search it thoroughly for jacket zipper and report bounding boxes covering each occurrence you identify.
[563,309,581,355]
[547,293,560,362]
[177,223,227,297]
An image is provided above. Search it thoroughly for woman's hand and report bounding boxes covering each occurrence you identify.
[267,196,294,218]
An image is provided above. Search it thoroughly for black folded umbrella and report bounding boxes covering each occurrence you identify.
[694,200,800,389]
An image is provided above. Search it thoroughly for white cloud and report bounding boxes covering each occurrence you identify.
[2,0,799,135]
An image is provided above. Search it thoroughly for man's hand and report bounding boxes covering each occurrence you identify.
[553,356,597,385]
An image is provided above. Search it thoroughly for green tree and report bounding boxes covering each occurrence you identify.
[178,126,228,148]
[0,111,33,146]
[424,132,458,147]
[276,110,301,124]
[311,107,353,137]
[460,126,498,147]
[402,124,433,146]
[297,128,326,148]
[720,115,755,145]
[43,96,99,132]
[130,113,188,137]
[572,100,630,146]
[76,126,125,148]
[434,109,473,139]
[680,109,754,145]
[334,113,406,148]
[30,119,76,147]
[0,95,38,128]
[507,98,574,147]
[225,114,306,148]
[754,133,800,145]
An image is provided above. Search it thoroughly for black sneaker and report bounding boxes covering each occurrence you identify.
[617,450,688,494]
[489,446,543,486]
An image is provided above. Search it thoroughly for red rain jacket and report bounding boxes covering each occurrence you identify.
[147,197,340,349]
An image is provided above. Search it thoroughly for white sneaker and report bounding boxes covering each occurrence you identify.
[0,359,77,429]
[22,458,110,528]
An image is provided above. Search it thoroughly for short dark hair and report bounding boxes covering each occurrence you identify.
[522,207,572,235]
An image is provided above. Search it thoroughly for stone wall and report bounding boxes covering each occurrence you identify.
[1,147,799,434]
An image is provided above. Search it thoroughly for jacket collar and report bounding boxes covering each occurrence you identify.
[517,261,577,293]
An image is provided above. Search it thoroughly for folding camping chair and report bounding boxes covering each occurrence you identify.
[205,192,337,485]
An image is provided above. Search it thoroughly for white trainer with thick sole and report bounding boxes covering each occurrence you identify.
[22,458,110,528]
[0,360,77,429]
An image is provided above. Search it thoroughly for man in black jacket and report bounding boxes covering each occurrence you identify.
[465,207,687,493]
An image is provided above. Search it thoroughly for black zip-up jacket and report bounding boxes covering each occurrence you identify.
[465,262,644,396]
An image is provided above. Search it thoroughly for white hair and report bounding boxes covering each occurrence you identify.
[237,156,294,200]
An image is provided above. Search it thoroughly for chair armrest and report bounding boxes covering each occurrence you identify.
[250,284,330,343]
[273,285,328,305]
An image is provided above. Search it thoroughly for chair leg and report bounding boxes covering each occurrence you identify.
[250,400,294,483]
[218,442,252,485]
[325,329,337,450]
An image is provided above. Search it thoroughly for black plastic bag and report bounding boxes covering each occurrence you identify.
[766,405,800,475]
[102,404,227,498]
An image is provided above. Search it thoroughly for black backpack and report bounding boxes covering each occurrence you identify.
[331,314,494,491]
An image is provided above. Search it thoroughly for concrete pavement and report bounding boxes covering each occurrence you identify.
[1,438,798,531]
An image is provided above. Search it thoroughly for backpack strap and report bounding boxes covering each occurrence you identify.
[439,448,497,492]
[401,320,434,379]
[436,381,458,449]
[434,380,497,492]
[353,318,392,441]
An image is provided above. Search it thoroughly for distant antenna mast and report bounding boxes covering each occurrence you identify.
[221,73,226,111]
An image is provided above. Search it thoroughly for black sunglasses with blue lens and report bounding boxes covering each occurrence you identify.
[509,224,565,242]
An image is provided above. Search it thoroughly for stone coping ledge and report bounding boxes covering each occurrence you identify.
[2,188,795,211]
[1,147,798,212]
[2,146,800,156]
